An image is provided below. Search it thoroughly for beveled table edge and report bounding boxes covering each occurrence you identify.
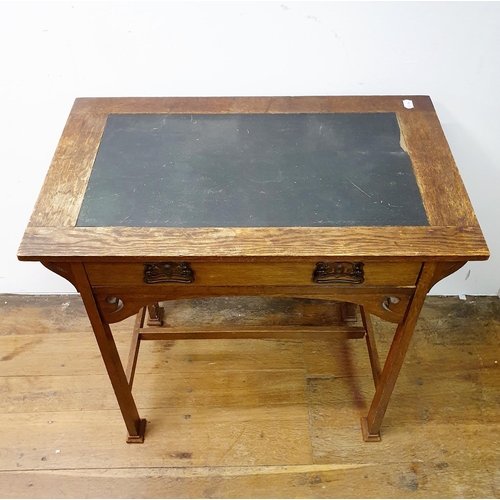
[18,225,489,262]
[71,95,438,115]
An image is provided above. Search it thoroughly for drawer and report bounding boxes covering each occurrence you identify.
[84,260,422,288]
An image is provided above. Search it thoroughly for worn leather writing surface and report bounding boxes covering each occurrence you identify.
[77,113,429,227]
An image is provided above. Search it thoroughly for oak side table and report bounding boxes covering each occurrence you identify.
[18,96,489,443]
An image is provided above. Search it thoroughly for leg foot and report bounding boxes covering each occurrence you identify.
[360,417,381,442]
[126,418,147,443]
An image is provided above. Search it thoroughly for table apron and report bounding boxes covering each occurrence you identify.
[84,261,423,288]
[91,284,415,325]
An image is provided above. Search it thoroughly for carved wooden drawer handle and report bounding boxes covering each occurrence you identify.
[144,262,195,284]
[312,262,365,284]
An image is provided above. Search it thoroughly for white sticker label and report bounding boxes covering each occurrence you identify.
[403,99,414,109]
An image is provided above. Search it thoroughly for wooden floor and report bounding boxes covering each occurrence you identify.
[0,294,499,498]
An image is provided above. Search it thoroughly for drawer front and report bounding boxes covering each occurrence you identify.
[84,260,422,288]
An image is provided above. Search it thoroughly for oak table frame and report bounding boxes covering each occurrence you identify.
[18,96,489,443]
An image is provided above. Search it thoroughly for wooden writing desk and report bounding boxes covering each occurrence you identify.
[18,96,489,443]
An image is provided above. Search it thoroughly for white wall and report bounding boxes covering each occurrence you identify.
[1,1,499,295]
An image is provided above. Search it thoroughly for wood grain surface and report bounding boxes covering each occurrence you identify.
[28,109,107,228]
[71,95,437,115]
[83,261,422,287]
[18,226,488,261]
[398,109,478,227]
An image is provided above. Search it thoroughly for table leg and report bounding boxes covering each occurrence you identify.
[360,306,381,388]
[147,303,164,326]
[361,262,437,441]
[71,263,146,443]
[340,302,358,323]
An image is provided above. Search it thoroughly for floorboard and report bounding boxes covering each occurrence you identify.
[0,294,499,498]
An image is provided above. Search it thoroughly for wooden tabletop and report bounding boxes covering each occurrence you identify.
[18,96,489,262]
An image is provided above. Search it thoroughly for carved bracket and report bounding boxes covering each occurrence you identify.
[41,262,78,289]
[144,262,195,284]
[313,261,364,284]
[382,296,401,312]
